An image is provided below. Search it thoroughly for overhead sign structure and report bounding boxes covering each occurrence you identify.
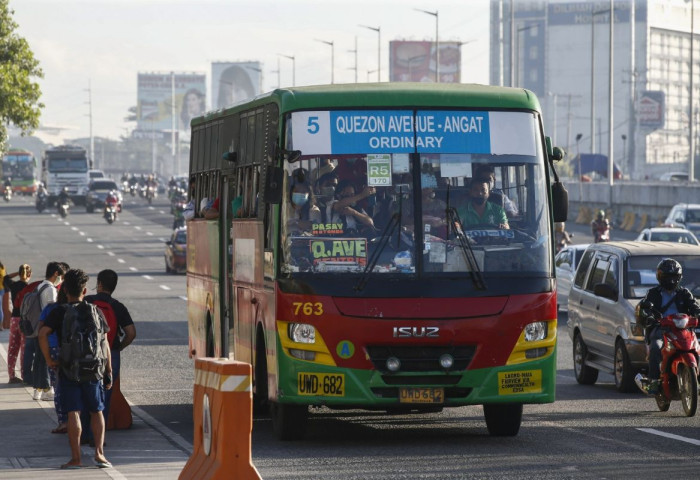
[637,90,665,131]
[389,41,462,83]
[290,110,537,156]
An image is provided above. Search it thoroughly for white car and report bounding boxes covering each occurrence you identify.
[554,243,590,312]
[664,203,700,239]
[635,227,699,245]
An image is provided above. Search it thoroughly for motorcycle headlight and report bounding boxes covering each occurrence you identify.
[673,316,689,329]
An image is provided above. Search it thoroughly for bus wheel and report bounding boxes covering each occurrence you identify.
[270,402,308,441]
[483,403,522,436]
[253,327,269,415]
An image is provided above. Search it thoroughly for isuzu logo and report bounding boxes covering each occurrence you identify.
[392,326,440,338]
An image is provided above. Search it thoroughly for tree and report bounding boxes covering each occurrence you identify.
[0,0,43,152]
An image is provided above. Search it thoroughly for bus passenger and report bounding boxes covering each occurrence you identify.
[457,179,509,229]
[286,181,321,235]
[327,179,376,236]
[315,171,338,222]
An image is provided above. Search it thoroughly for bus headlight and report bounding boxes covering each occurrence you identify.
[524,321,548,342]
[288,323,316,344]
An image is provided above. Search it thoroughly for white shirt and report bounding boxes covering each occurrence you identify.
[37,279,57,310]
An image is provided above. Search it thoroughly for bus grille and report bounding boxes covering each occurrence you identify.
[366,345,476,373]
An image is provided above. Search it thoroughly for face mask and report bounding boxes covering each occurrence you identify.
[292,192,309,206]
[320,186,335,197]
[471,196,487,206]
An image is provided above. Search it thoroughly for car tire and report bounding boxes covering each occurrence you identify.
[165,257,172,273]
[614,340,637,393]
[573,333,598,385]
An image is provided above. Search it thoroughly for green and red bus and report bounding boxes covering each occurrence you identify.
[2,148,38,195]
[186,83,568,440]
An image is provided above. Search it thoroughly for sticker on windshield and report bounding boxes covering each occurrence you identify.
[366,154,392,186]
[290,110,536,156]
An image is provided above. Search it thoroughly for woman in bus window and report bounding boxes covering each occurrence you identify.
[286,180,321,235]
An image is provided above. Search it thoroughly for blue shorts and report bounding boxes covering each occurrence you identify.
[59,376,105,414]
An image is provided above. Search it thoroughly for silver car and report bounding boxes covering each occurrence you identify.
[567,241,700,392]
[555,243,589,312]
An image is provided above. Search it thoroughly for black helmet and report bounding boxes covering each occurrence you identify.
[657,258,682,290]
[596,209,605,220]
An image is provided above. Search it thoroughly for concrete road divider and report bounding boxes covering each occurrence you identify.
[179,358,262,480]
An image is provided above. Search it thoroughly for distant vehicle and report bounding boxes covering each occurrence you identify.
[86,180,122,213]
[42,145,90,206]
[2,149,38,195]
[554,243,589,312]
[659,172,689,182]
[663,203,700,238]
[567,241,700,393]
[89,169,105,179]
[635,227,700,246]
[165,227,187,273]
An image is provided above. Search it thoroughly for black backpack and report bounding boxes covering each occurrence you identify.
[59,301,108,382]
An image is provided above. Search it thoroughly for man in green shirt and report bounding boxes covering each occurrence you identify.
[457,179,509,229]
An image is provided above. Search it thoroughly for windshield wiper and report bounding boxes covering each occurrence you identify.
[446,207,487,290]
[355,188,406,292]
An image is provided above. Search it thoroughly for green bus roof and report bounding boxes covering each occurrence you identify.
[192,83,541,127]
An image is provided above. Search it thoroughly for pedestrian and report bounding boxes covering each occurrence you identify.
[3,263,31,384]
[83,269,136,443]
[23,261,66,400]
[0,260,5,331]
[38,269,113,470]
[39,285,69,433]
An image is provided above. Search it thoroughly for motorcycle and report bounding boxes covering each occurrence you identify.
[3,185,11,202]
[57,197,70,218]
[635,313,700,417]
[129,184,136,196]
[593,223,610,243]
[36,191,47,212]
[146,185,156,205]
[104,197,118,224]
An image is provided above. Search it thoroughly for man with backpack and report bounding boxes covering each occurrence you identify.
[19,261,66,400]
[38,269,112,470]
[83,269,136,443]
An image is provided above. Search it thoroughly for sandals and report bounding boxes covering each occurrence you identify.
[95,460,112,468]
[51,425,68,434]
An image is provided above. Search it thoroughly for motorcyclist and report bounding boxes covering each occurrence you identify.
[591,209,610,243]
[104,189,119,219]
[3,177,11,189]
[635,258,700,394]
[554,222,572,252]
[57,186,70,205]
[36,182,48,208]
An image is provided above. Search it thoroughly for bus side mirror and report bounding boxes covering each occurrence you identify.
[551,146,565,161]
[552,181,568,222]
[264,166,284,204]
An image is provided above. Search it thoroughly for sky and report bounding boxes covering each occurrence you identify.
[10,0,491,142]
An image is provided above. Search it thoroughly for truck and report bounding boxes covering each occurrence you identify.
[42,145,91,206]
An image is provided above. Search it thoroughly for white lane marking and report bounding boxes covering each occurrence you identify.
[129,267,138,272]
[87,238,93,243]
[148,206,155,210]
[117,259,125,264]
[158,238,166,242]
[142,275,153,280]
[64,222,70,225]
[135,226,142,230]
[107,252,115,257]
[146,232,153,236]
[159,285,171,291]
[71,226,78,231]
[638,428,700,446]
[123,221,130,225]
[159,210,165,214]
[179,296,187,301]
[79,231,85,236]
[97,245,104,249]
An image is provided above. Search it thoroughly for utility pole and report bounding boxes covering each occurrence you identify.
[628,0,636,178]
[348,36,358,83]
[171,72,177,177]
[86,80,94,167]
[608,0,614,207]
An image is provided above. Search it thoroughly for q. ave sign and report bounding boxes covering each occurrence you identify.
[290,110,537,156]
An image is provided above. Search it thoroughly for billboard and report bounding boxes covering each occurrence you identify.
[389,41,461,83]
[638,90,665,131]
[211,62,262,110]
[137,73,206,133]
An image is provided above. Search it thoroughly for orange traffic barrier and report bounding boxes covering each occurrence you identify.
[638,213,649,232]
[107,376,132,430]
[179,358,261,480]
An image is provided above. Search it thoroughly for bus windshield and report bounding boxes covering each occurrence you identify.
[281,109,551,277]
[2,154,35,180]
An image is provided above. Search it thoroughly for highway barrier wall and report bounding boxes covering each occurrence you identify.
[179,358,261,480]
[564,180,699,230]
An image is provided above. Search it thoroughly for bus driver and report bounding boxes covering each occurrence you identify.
[457,179,509,230]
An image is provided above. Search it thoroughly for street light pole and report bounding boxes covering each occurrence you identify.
[359,24,381,82]
[315,38,335,84]
[348,36,358,83]
[576,133,583,202]
[278,54,296,87]
[415,8,439,82]
[690,0,696,181]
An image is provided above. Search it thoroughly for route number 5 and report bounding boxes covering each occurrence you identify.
[307,116,320,134]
